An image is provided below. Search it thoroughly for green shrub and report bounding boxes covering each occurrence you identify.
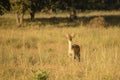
[32,69,48,80]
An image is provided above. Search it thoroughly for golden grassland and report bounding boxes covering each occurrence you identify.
[0,11,120,80]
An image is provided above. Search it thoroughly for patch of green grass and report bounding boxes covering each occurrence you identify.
[32,69,48,80]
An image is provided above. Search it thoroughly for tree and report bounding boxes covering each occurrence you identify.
[10,0,30,27]
[0,0,10,15]
[29,0,44,20]
[43,0,59,13]
[60,0,80,21]
[29,0,60,20]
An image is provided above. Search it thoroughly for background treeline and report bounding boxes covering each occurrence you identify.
[0,0,120,26]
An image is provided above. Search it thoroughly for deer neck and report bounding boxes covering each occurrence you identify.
[68,40,72,53]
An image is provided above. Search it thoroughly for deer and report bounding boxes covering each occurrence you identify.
[66,34,80,62]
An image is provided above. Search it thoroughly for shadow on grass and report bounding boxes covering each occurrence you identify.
[104,15,120,26]
[24,15,120,27]
[81,15,120,26]
[24,17,81,27]
[0,14,120,28]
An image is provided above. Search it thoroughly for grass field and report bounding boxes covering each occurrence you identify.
[0,11,120,80]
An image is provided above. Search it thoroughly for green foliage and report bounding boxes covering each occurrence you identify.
[44,0,59,10]
[0,5,5,15]
[0,0,10,15]
[0,0,120,16]
[10,0,31,13]
[30,0,44,12]
[32,69,49,80]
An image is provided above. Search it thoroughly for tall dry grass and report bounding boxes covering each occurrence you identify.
[0,11,120,80]
[0,27,120,80]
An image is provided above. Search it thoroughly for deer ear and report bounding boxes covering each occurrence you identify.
[65,34,69,38]
[71,33,75,38]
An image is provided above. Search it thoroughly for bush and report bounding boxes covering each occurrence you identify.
[32,69,48,80]
[87,16,108,28]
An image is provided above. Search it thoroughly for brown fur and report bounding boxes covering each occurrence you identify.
[66,34,80,62]
[72,44,80,61]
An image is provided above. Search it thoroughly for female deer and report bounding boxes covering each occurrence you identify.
[66,34,80,62]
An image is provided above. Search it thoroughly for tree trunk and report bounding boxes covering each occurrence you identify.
[69,7,77,21]
[48,8,53,14]
[16,13,20,27]
[16,13,24,27]
[30,11,35,21]
[20,13,23,25]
